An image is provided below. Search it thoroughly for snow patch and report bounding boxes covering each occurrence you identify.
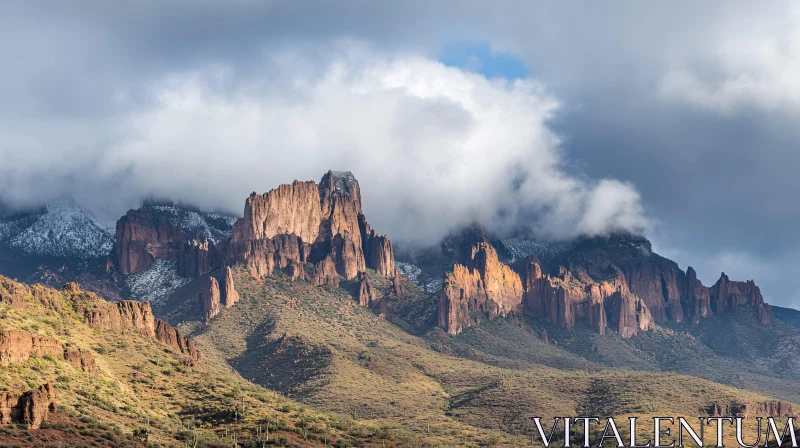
[396,261,444,293]
[126,259,190,303]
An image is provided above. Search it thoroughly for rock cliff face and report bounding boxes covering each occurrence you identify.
[115,208,187,274]
[178,239,215,278]
[83,299,157,337]
[522,258,650,338]
[114,205,236,276]
[708,401,795,418]
[389,269,405,297]
[709,272,773,325]
[0,383,57,429]
[0,330,62,367]
[683,266,712,323]
[196,269,239,322]
[606,291,655,338]
[218,171,394,282]
[221,266,239,307]
[154,320,199,360]
[0,329,99,374]
[438,234,772,337]
[359,215,395,277]
[312,255,339,288]
[358,271,378,308]
[199,276,221,321]
[78,295,199,359]
[560,234,773,327]
[438,243,523,335]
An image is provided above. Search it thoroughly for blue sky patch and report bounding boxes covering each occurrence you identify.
[438,41,529,80]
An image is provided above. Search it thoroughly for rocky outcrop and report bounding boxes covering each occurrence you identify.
[683,266,712,323]
[606,291,654,338]
[312,255,339,288]
[358,271,378,307]
[232,181,324,245]
[524,262,579,329]
[389,269,405,297]
[708,401,794,418]
[0,330,62,367]
[83,300,157,337]
[178,239,215,278]
[115,208,187,274]
[80,297,200,359]
[220,171,395,282]
[287,260,308,282]
[197,269,239,320]
[438,243,523,335]
[522,258,648,338]
[198,276,221,321]
[154,320,199,359]
[359,215,395,276]
[530,233,774,332]
[0,384,57,429]
[709,272,773,325]
[220,233,308,279]
[0,276,29,311]
[63,348,98,375]
[0,329,99,374]
[221,266,239,307]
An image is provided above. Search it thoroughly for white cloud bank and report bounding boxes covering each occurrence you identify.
[1,44,647,243]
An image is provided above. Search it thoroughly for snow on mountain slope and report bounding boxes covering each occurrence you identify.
[145,205,237,243]
[126,259,190,303]
[2,201,114,259]
[396,261,445,293]
[495,237,574,263]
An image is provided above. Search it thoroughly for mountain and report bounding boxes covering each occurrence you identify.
[0,200,113,260]
[2,170,799,446]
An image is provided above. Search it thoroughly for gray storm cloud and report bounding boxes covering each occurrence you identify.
[1,44,647,244]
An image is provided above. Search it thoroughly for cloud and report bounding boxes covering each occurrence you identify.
[660,3,800,114]
[0,42,646,244]
[5,1,800,307]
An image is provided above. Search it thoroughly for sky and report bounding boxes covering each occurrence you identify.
[3,1,800,308]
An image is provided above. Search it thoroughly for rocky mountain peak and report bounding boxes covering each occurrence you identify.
[320,170,360,200]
